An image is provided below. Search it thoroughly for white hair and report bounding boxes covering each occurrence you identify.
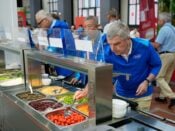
[35,10,53,23]
[159,12,171,23]
[107,21,130,40]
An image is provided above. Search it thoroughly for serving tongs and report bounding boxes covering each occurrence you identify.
[53,88,62,95]
[46,102,61,112]
[64,99,76,117]
[48,89,62,99]
[28,83,33,94]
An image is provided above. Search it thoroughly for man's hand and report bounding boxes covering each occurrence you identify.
[70,78,79,85]
[74,85,88,100]
[136,80,148,96]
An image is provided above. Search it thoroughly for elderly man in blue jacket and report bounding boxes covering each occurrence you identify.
[35,10,75,78]
[74,21,162,111]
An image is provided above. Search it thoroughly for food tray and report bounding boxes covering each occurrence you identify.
[38,86,69,96]
[45,108,87,126]
[29,98,63,112]
[75,103,89,116]
[0,69,23,87]
[16,91,45,101]
[56,93,88,105]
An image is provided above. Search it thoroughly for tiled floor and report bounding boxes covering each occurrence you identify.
[150,84,175,126]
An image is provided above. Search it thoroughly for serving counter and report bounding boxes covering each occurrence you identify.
[2,87,175,131]
[1,49,113,130]
[0,41,30,91]
[0,46,175,131]
[0,41,29,130]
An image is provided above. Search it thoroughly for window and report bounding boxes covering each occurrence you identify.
[48,0,59,14]
[128,0,158,26]
[78,0,100,23]
[128,0,139,26]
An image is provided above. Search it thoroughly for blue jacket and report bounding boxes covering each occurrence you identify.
[75,32,107,85]
[77,32,106,62]
[47,20,76,77]
[104,38,161,98]
[47,20,76,55]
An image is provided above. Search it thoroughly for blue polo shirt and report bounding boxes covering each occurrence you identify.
[104,38,161,98]
[155,23,175,52]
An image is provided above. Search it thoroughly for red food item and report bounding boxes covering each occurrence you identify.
[29,99,63,111]
[46,110,86,126]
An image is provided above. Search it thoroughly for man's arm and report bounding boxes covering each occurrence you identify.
[151,42,160,51]
[136,73,156,96]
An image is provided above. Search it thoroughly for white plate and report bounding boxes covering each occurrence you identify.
[50,75,65,80]
[0,77,23,87]
[57,75,66,79]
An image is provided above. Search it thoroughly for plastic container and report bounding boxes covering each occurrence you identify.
[41,78,51,86]
[112,99,128,118]
[41,73,51,86]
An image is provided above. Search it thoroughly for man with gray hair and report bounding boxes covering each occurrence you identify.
[35,10,75,78]
[152,12,175,108]
[104,21,161,111]
[74,21,162,111]
[35,10,68,29]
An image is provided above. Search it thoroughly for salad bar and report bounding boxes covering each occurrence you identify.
[1,43,175,131]
[0,49,113,131]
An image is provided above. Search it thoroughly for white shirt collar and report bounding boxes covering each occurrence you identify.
[121,41,132,61]
[50,20,56,28]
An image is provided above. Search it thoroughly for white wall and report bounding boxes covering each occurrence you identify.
[73,0,78,24]
[42,0,49,12]
[120,0,128,25]
[0,0,18,39]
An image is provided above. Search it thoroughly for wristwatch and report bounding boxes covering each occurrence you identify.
[145,78,151,85]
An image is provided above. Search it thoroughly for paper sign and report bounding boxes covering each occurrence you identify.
[5,32,12,40]
[17,37,26,42]
[38,36,48,46]
[75,39,93,52]
[49,37,63,48]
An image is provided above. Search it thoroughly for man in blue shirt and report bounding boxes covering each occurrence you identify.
[80,16,105,61]
[70,16,105,85]
[74,21,161,111]
[35,10,75,77]
[105,22,162,111]
[152,12,175,108]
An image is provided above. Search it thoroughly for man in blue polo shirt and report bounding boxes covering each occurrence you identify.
[74,21,161,111]
[105,21,161,111]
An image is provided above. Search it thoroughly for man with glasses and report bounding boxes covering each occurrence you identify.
[70,16,106,85]
[74,21,162,111]
[35,10,68,29]
[35,10,75,79]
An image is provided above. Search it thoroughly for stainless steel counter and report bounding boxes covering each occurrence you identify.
[1,87,91,131]
[1,42,174,131]
[97,111,175,131]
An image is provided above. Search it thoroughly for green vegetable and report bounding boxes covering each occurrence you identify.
[56,94,88,105]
